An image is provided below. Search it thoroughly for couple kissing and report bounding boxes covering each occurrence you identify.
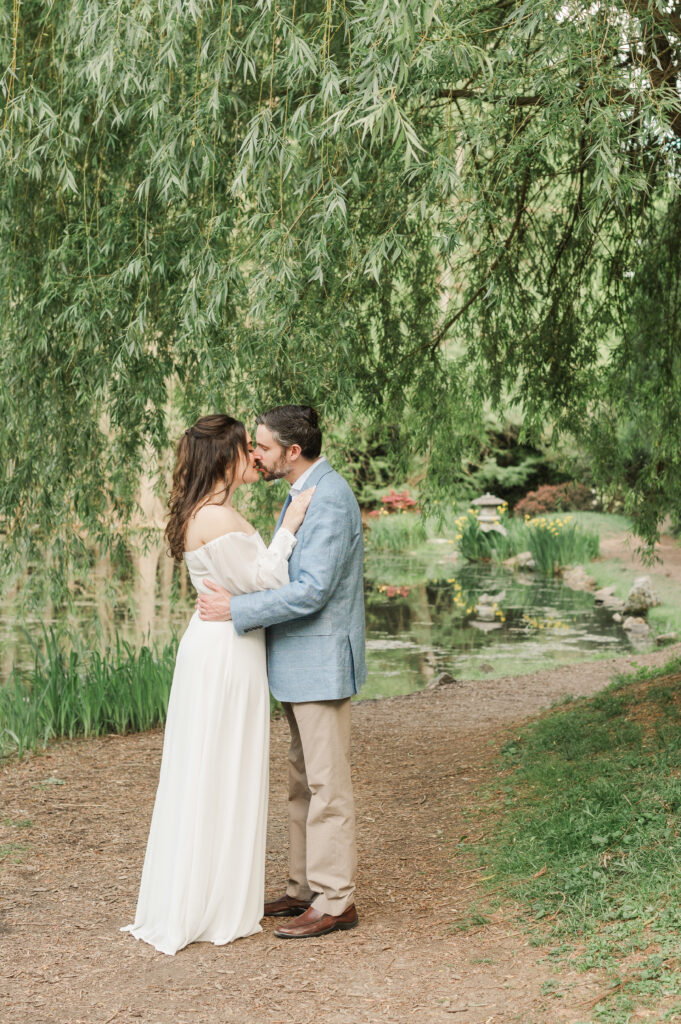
[122,405,366,954]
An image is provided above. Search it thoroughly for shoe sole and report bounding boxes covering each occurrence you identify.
[274,916,359,939]
[264,906,311,918]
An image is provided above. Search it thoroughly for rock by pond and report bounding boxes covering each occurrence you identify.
[622,616,650,638]
[561,564,597,591]
[622,575,660,616]
[503,551,535,571]
[594,586,625,612]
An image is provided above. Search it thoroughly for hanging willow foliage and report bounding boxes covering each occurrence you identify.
[1,0,681,561]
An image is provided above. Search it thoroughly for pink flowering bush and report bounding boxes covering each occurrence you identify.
[367,489,419,517]
[376,584,411,598]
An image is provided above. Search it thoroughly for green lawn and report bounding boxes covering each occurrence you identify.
[466,657,681,1022]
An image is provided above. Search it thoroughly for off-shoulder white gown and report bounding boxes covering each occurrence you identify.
[122,528,296,956]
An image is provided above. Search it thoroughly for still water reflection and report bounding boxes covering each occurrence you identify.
[361,556,647,699]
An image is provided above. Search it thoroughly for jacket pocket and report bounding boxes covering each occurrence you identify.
[283,615,337,637]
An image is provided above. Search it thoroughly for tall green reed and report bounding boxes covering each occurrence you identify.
[365,510,427,552]
[0,628,176,759]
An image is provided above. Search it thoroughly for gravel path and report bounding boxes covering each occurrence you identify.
[3,640,681,1024]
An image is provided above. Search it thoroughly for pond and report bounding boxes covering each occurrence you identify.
[0,550,652,700]
[361,552,651,699]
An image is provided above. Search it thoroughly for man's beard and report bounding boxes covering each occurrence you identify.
[256,458,290,482]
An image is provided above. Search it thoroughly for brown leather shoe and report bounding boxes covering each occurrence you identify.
[263,894,313,917]
[274,904,358,939]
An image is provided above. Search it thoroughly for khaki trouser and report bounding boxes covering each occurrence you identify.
[282,698,357,916]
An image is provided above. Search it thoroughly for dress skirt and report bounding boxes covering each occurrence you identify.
[122,612,270,955]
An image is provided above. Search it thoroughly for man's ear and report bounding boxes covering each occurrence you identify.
[287,443,302,462]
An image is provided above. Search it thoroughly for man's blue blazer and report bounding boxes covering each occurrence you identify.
[230,460,367,702]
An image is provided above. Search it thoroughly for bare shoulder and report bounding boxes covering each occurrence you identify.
[185,504,251,551]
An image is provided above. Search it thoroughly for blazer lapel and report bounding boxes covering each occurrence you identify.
[274,461,335,533]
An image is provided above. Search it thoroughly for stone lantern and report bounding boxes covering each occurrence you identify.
[470,492,507,535]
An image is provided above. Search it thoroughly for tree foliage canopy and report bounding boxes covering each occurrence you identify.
[2,0,681,554]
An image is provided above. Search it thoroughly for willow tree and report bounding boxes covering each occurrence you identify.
[2,0,681,563]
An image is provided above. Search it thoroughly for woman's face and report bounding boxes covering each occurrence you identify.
[237,431,261,486]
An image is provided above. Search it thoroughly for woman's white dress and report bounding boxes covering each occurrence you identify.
[122,528,296,956]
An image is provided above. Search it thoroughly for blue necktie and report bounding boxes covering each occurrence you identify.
[277,492,293,530]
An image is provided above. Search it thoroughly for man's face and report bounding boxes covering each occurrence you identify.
[253,424,294,481]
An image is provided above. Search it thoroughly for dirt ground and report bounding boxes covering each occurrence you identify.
[4,529,681,1024]
[4,636,681,1024]
[600,529,681,579]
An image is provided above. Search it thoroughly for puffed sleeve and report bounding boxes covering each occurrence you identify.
[253,528,297,589]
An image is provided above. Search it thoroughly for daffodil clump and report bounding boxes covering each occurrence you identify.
[447,577,470,613]
[453,507,599,575]
[454,505,513,562]
[524,514,599,575]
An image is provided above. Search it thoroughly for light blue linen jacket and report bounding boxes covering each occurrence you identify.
[230,461,367,702]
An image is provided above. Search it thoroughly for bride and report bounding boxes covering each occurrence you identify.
[122,414,314,955]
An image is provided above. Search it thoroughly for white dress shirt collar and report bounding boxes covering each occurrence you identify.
[289,456,327,494]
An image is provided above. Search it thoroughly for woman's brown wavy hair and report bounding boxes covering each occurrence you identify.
[165,414,249,561]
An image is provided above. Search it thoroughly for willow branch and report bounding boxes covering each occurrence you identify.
[431,167,531,349]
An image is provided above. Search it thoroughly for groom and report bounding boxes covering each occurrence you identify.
[198,405,366,938]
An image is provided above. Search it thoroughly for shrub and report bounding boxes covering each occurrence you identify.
[515,482,595,517]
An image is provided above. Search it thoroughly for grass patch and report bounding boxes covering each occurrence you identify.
[0,843,28,863]
[567,511,633,537]
[365,511,427,552]
[587,555,681,639]
[476,656,681,1021]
